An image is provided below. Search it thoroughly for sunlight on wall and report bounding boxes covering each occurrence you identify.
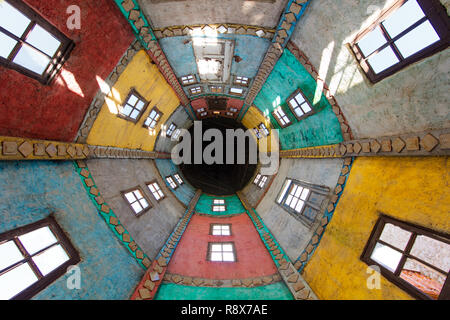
[55,69,85,97]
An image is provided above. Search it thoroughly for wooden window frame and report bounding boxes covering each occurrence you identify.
[286,89,315,121]
[350,0,450,83]
[180,74,197,86]
[209,224,232,236]
[118,89,149,124]
[206,242,237,262]
[233,76,250,87]
[166,122,177,138]
[272,106,292,128]
[258,123,270,137]
[0,0,75,84]
[165,176,178,190]
[146,180,166,202]
[253,128,262,140]
[210,85,223,93]
[120,186,152,217]
[143,106,163,129]
[189,86,203,95]
[361,214,450,300]
[0,216,80,300]
[211,199,227,212]
[173,173,184,186]
[229,87,244,96]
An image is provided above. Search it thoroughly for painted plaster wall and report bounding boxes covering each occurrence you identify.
[167,213,279,279]
[0,0,134,142]
[291,0,450,139]
[253,49,343,150]
[303,157,449,300]
[154,106,193,153]
[155,282,293,300]
[195,194,246,215]
[86,50,180,151]
[86,159,186,260]
[141,0,287,29]
[155,159,197,206]
[241,169,276,209]
[256,158,344,261]
[0,161,143,299]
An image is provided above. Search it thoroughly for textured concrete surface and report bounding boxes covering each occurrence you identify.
[0,161,143,299]
[256,158,343,261]
[87,159,186,260]
[291,0,450,139]
[139,0,288,28]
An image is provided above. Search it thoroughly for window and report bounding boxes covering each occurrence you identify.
[173,173,184,185]
[118,89,149,123]
[287,90,314,121]
[234,76,249,86]
[197,108,206,113]
[254,174,268,188]
[253,128,262,140]
[166,123,177,137]
[258,123,270,137]
[229,87,244,96]
[207,242,236,262]
[199,111,208,117]
[0,0,74,84]
[361,215,450,300]
[143,107,163,129]
[277,179,329,226]
[351,0,449,83]
[181,74,196,85]
[272,106,291,127]
[210,85,223,93]
[210,224,231,236]
[190,86,202,95]
[165,176,178,189]
[0,217,80,300]
[147,181,165,201]
[171,128,182,141]
[229,107,238,113]
[212,199,226,212]
[122,187,151,216]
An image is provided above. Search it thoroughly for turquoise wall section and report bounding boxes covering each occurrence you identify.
[0,161,143,300]
[253,49,343,150]
[155,282,293,300]
[195,194,246,215]
[155,159,196,206]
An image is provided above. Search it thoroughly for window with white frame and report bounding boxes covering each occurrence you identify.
[212,199,226,212]
[0,0,74,84]
[173,173,184,185]
[190,86,202,95]
[181,74,196,85]
[211,224,231,236]
[119,89,148,123]
[258,123,270,137]
[208,242,236,262]
[143,107,162,129]
[273,106,291,127]
[277,179,329,226]
[234,76,249,86]
[147,181,165,201]
[287,90,313,121]
[166,123,177,137]
[122,187,151,216]
[229,87,243,96]
[165,176,177,189]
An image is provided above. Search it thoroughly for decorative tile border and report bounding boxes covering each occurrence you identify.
[280,144,342,159]
[163,272,282,288]
[237,192,317,300]
[153,24,276,40]
[273,0,311,48]
[293,157,354,272]
[0,136,89,160]
[195,212,246,218]
[74,160,151,270]
[87,145,171,159]
[131,189,202,300]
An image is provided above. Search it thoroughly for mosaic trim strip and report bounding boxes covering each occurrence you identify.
[237,192,317,300]
[153,24,276,40]
[74,160,151,270]
[131,189,202,300]
[195,212,246,218]
[287,41,354,141]
[293,157,354,272]
[75,41,143,144]
[163,272,282,288]
[87,145,171,159]
[273,0,311,48]
[280,144,342,158]
[0,136,89,160]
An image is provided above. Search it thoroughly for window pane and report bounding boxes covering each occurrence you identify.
[222,229,230,236]
[367,46,399,74]
[370,242,403,272]
[400,258,445,300]
[294,106,305,117]
[382,0,425,38]
[222,244,233,252]
[211,244,222,252]
[0,32,17,59]
[131,202,143,214]
[0,241,23,271]
[125,192,137,203]
[357,27,387,57]
[32,245,69,276]
[139,198,149,209]
[295,93,305,104]
[122,105,132,116]
[300,188,309,201]
[223,252,235,262]
[410,235,450,272]
[13,45,50,75]
[130,110,140,120]
[18,226,58,255]
[394,20,440,59]
[127,95,138,106]
[135,101,145,111]
[379,223,411,251]
[301,102,312,114]
[0,263,38,300]
[0,2,31,37]
[210,252,222,261]
[294,200,305,213]
[277,180,292,203]
[26,24,61,57]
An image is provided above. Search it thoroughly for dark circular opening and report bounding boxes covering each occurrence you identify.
[179,117,257,195]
